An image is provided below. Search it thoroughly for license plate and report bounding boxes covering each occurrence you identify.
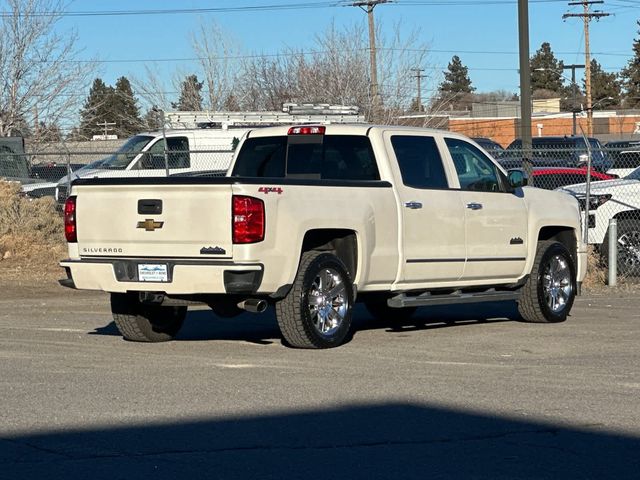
[138,264,169,282]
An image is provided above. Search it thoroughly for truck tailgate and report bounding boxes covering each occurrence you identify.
[74,183,233,258]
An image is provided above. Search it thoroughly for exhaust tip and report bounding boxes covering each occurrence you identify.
[238,299,267,313]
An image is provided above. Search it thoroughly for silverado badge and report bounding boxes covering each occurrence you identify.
[137,219,164,231]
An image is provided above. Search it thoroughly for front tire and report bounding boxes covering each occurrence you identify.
[517,241,576,323]
[111,293,186,342]
[275,251,354,349]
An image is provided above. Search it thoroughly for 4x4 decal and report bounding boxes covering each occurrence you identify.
[258,187,283,195]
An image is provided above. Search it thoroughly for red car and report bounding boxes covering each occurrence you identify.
[509,167,616,190]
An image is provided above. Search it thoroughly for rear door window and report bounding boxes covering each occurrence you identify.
[390,135,449,189]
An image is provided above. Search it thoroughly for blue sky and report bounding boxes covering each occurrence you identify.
[54,0,639,103]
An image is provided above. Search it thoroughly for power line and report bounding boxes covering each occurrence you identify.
[0,2,342,18]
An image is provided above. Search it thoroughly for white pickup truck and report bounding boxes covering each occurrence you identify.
[60,124,587,349]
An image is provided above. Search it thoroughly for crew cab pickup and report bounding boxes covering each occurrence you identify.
[60,125,587,349]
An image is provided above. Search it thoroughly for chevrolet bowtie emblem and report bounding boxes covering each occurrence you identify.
[137,219,164,231]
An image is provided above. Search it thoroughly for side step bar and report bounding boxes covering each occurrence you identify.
[388,289,521,308]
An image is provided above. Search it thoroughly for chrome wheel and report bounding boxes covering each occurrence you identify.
[307,267,349,337]
[618,230,640,275]
[542,254,573,314]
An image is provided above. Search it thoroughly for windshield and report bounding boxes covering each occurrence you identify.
[100,135,154,169]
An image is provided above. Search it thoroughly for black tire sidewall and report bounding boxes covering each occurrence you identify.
[535,243,576,322]
[299,253,354,348]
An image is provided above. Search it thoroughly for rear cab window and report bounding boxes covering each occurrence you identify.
[232,134,380,181]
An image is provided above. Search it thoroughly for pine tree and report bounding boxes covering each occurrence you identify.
[112,77,142,137]
[587,59,621,109]
[529,42,565,95]
[621,21,640,108]
[438,55,475,95]
[79,78,114,139]
[143,108,163,131]
[437,55,475,110]
[172,75,204,111]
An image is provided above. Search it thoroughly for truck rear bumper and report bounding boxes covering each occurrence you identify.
[60,258,263,294]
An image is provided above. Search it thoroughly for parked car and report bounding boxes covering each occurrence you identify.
[558,166,640,276]
[500,136,611,172]
[604,140,640,177]
[471,137,504,158]
[509,166,616,190]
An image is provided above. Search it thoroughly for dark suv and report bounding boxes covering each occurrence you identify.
[471,137,504,158]
[500,136,611,172]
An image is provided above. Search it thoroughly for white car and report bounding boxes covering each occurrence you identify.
[559,168,640,275]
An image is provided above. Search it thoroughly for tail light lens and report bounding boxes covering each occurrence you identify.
[64,196,77,242]
[233,195,265,244]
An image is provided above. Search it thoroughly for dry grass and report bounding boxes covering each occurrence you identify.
[0,180,66,282]
[582,245,607,292]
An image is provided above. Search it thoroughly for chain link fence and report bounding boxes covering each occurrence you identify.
[3,138,640,281]
[493,141,640,281]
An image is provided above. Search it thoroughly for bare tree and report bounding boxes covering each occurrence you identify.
[132,65,173,113]
[233,21,430,121]
[0,0,96,145]
[191,21,241,110]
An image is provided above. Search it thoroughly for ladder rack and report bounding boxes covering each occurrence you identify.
[165,105,366,130]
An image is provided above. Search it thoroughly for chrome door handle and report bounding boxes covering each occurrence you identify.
[467,202,483,210]
[404,201,423,209]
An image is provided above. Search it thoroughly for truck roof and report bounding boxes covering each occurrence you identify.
[245,124,455,138]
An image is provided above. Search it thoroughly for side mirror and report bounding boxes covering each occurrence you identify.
[508,169,528,188]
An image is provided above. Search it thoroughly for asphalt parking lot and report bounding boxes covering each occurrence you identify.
[0,285,638,479]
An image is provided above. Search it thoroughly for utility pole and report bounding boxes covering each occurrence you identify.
[352,0,391,122]
[518,0,533,185]
[411,67,425,112]
[563,1,610,136]
[563,63,585,135]
[96,121,116,138]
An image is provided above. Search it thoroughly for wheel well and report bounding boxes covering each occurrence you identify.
[613,210,640,223]
[538,226,577,265]
[301,229,358,279]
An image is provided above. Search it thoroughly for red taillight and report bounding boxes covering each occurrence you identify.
[287,125,325,135]
[233,195,265,244]
[64,196,77,243]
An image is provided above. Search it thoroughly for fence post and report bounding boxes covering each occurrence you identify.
[608,218,617,287]
[66,152,72,198]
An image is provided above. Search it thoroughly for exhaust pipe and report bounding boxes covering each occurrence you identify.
[237,299,268,313]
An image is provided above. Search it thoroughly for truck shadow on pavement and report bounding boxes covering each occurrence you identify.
[2,402,638,480]
[90,301,520,347]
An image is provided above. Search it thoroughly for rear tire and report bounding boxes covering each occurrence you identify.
[111,293,186,342]
[517,241,576,323]
[275,251,354,349]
